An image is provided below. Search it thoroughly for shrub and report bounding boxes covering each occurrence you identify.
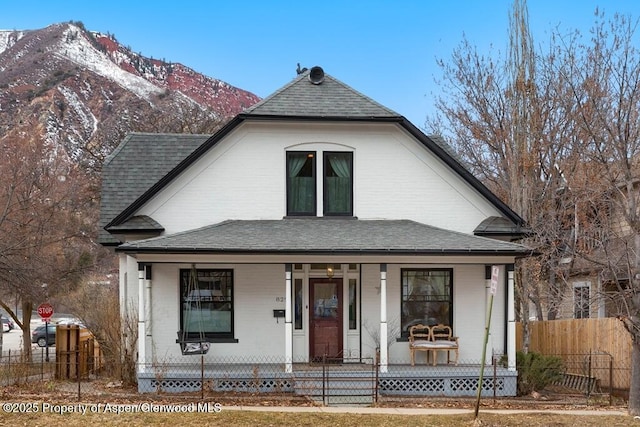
[516,351,564,395]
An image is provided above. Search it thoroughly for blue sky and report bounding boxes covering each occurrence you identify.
[1,1,639,126]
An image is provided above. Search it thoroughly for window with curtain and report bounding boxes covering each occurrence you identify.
[287,152,316,215]
[324,152,353,216]
[180,269,233,338]
[401,269,453,337]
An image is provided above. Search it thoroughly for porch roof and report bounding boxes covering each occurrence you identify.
[116,218,531,256]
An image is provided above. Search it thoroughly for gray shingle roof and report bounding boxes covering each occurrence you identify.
[242,68,400,118]
[117,218,530,255]
[474,216,528,237]
[107,215,164,232]
[98,133,210,244]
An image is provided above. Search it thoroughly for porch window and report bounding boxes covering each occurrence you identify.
[180,269,233,339]
[287,151,316,216]
[294,278,303,330]
[401,269,453,337]
[349,278,357,329]
[324,152,353,216]
[574,282,590,319]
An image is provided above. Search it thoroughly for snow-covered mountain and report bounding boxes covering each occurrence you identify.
[0,22,260,169]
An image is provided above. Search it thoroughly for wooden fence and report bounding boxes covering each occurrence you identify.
[55,324,102,379]
[516,318,632,391]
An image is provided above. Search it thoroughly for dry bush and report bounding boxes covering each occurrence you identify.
[66,281,137,384]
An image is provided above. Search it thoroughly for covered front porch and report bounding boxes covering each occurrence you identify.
[120,218,528,397]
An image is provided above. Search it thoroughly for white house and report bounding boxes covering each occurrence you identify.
[99,66,531,396]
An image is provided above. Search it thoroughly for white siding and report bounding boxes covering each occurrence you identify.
[360,263,507,364]
[137,122,503,235]
[138,264,287,362]
[120,260,509,362]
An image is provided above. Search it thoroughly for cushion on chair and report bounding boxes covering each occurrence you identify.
[430,340,458,348]
[411,341,434,348]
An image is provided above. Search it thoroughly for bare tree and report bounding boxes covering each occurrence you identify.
[0,130,93,358]
[432,1,640,414]
[428,0,580,332]
[554,10,640,414]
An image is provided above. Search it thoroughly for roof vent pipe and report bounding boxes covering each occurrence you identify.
[308,66,325,85]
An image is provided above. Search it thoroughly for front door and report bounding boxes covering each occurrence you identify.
[310,278,342,361]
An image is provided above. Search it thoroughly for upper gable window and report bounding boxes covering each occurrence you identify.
[287,151,316,216]
[324,152,353,216]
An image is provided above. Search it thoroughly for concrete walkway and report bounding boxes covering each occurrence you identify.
[223,405,629,416]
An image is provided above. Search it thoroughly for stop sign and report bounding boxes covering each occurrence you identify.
[37,303,54,321]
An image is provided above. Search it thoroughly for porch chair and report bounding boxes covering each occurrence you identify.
[408,324,432,366]
[429,324,459,366]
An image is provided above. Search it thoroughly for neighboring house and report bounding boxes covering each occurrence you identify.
[99,66,531,396]
[548,184,632,320]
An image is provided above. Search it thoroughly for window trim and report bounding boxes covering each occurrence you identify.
[400,268,453,338]
[179,268,236,341]
[323,151,353,216]
[286,151,317,216]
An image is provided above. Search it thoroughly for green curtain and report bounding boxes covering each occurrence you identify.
[326,154,351,214]
[288,153,314,214]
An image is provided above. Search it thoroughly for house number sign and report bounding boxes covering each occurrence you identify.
[275,296,285,303]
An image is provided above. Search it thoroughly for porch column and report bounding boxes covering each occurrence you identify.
[284,264,293,373]
[507,264,516,371]
[379,264,388,373]
[484,266,493,365]
[144,265,152,338]
[137,264,146,371]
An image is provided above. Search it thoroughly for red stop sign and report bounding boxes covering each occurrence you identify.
[37,303,54,321]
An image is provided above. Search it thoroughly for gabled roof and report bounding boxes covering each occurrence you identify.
[243,68,400,118]
[98,133,210,244]
[100,67,527,244]
[117,218,531,256]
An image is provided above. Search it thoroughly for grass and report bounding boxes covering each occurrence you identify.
[0,379,634,426]
[0,403,634,426]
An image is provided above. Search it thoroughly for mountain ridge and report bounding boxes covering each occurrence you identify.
[0,22,261,170]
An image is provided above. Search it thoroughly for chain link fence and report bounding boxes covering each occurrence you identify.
[0,348,57,386]
[546,352,630,402]
[0,350,631,405]
[134,354,519,403]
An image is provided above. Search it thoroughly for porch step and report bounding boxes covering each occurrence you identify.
[293,370,375,405]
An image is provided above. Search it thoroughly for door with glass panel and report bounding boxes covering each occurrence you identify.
[309,278,342,361]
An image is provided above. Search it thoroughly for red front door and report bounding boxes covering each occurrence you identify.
[309,278,342,361]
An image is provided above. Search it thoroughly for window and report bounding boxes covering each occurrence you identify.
[180,269,233,339]
[574,282,590,319]
[401,269,453,336]
[324,152,353,216]
[294,278,303,330]
[287,152,316,215]
[349,279,357,329]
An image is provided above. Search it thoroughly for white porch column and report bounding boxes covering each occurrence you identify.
[144,265,152,338]
[507,265,516,371]
[137,264,146,371]
[379,264,388,373]
[284,264,293,373]
[484,266,493,365]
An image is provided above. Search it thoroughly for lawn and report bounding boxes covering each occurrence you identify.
[0,379,634,426]
[0,406,636,426]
